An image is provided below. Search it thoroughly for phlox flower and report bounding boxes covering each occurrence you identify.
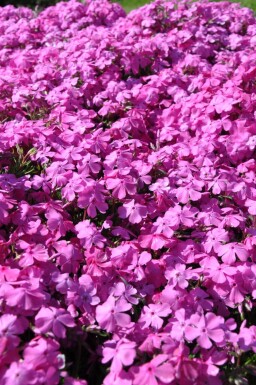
[17,240,48,267]
[45,208,73,237]
[203,228,229,254]
[186,313,225,349]
[139,232,168,251]
[168,308,191,341]
[77,180,108,218]
[85,247,112,277]
[75,220,106,249]
[64,377,87,385]
[111,282,139,305]
[35,306,75,338]
[1,283,47,312]
[139,303,171,330]
[96,296,132,332]
[102,338,137,374]
[2,0,256,383]
[67,274,100,318]
[2,361,37,385]
[176,182,203,204]
[131,355,174,385]
[77,153,101,175]
[165,263,190,289]
[245,198,256,215]
[103,370,132,385]
[23,336,62,385]
[118,199,147,224]
[0,314,28,338]
[201,257,236,284]
[218,242,249,264]
[105,175,137,199]
[0,192,13,224]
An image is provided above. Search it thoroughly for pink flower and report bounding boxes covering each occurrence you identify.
[169,308,191,341]
[139,233,168,250]
[105,175,137,199]
[118,199,147,224]
[111,282,139,305]
[165,263,190,289]
[202,257,236,284]
[45,208,73,237]
[77,180,108,218]
[2,361,36,385]
[203,228,229,254]
[23,336,60,369]
[186,313,225,349]
[139,303,171,330]
[245,198,256,215]
[96,296,132,332]
[102,338,136,374]
[1,283,47,311]
[35,307,75,338]
[0,314,27,338]
[75,220,106,249]
[132,355,174,385]
[17,241,48,267]
[218,242,249,264]
[176,182,203,204]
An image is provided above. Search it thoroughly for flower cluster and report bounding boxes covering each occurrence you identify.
[1,0,256,384]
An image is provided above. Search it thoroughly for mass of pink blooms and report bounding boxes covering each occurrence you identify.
[1,0,256,383]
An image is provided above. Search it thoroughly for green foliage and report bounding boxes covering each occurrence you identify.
[1,144,42,178]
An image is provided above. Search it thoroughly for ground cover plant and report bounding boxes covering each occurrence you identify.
[1,0,256,384]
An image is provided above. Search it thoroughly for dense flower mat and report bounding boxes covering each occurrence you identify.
[1,0,256,384]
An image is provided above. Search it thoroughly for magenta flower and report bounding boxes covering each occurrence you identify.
[45,208,73,237]
[35,306,75,338]
[77,181,108,218]
[164,205,198,229]
[165,263,190,289]
[203,228,229,254]
[96,296,132,332]
[2,283,47,311]
[202,257,236,284]
[23,336,60,369]
[218,242,249,264]
[0,314,27,338]
[17,241,48,267]
[139,303,171,330]
[0,192,13,224]
[75,220,106,249]
[139,233,167,250]
[111,282,139,305]
[186,313,225,349]
[2,361,35,385]
[1,1,256,383]
[176,182,203,204]
[105,175,137,199]
[132,355,174,385]
[102,338,137,374]
[169,308,191,341]
[118,199,147,224]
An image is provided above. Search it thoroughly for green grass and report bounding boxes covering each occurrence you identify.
[216,0,256,11]
[117,0,256,13]
[117,0,148,12]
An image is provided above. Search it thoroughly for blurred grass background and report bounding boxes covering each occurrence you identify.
[118,0,256,12]
[1,0,256,13]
